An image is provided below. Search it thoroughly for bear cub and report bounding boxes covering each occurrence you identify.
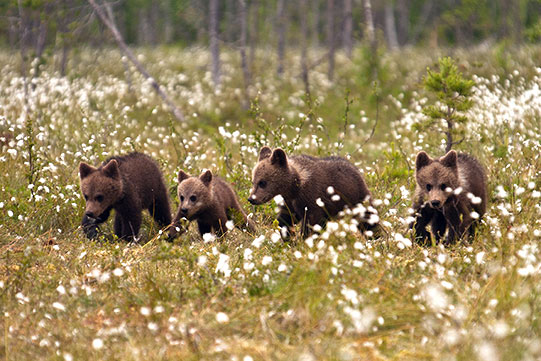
[168,169,255,239]
[79,152,172,241]
[411,150,487,245]
[248,146,378,240]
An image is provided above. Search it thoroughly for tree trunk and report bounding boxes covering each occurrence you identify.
[343,0,353,57]
[209,0,221,86]
[163,0,173,44]
[87,0,185,122]
[248,0,259,71]
[300,0,310,96]
[32,17,48,83]
[363,0,376,47]
[326,0,335,81]
[312,0,320,46]
[276,0,286,77]
[60,43,69,76]
[238,0,250,107]
[396,0,409,45]
[410,0,433,44]
[384,0,399,50]
[17,0,30,118]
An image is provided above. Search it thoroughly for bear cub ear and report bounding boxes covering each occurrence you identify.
[270,148,288,167]
[102,159,120,179]
[440,150,458,169]
[415,151,432,171]
[79,162,96,179]
[199,169,213,187]
[259,146,272,161]
[178,170,190,183]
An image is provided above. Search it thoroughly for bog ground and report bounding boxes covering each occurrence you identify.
[1,46,540,360]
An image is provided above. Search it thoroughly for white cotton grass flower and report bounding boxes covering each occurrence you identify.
[261,256,272,266]
[252,235,264,248]
[92,338,104,350]
[270,232,281,243]
[453,187,463,195]
[343,306,376,334]
[225,220,235,231]
[273,194,285,206]
[216,312,229,323]
[476,341,499,361]
[326,186,335,194]
[203,233,216,243]
[52,302,65,311]
[215,253,231,278]
[316,198,325,207]
[197,255,207,267]
[147,322,159,332]
[476,251,485,264]
[331,194,341,201]
[56,285,66,295]
[496,185,508,198]
[421,283,449,312]
[113,268,124,277]
[140,307,151,316]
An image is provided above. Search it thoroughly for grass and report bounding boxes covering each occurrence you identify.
[0,44,540,360]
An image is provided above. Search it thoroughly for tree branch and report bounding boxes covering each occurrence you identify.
[87,0,185,122]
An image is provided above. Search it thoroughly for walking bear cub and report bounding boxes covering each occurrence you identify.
[168,169,255,239]
[79,152,172,241]
[248,146,378,240]
[411,150,487,245]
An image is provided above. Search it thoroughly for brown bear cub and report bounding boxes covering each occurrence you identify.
[411,150,487,245]
[168,169,255,239]
[79,152,172,242]
[248,146,378,240]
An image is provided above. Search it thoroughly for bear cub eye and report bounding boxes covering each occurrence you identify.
[96,195,104,202]
[190,195,197,202]
[426,184,432,191]
[440,184,447,191]
[84,194,89,201]
[258,180,267,188]
[180,195,184,201]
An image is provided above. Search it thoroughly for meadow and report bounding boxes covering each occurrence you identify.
[0,44,540,360]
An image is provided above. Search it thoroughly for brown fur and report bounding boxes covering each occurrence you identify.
[249,146,377,240]
[168,169,255,239]
[79,152,172,241]
[411,150,487,245]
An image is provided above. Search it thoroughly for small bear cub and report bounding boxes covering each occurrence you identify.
[168,169,255,239]
[411,150,487,245]
[249,146,378,240]
[79,152,172,241]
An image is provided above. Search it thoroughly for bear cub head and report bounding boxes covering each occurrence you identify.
[415,150,460,209]
[79,159,123,220]
[249,146,292,205]
[176,169,213,220]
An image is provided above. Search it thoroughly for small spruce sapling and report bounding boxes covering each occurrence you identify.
[416,57,475,153]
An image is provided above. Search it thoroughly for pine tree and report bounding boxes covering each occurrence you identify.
[418,57,475,153]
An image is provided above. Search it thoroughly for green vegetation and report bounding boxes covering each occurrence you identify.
[0,45,540,360]
[418,56,475,152]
